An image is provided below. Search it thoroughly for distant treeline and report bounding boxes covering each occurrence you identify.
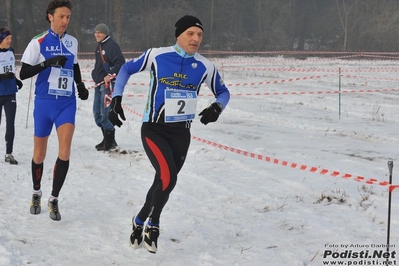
[2,0,399,54]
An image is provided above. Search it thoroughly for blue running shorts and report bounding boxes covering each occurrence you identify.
[33,97,77,137]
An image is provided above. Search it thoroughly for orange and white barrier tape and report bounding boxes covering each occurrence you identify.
[191,135,390,187]
[117,101,392,188]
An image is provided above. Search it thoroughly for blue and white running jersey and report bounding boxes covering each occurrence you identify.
[21,28,78,99]
[113,44,230,124]
[0,47,17,96]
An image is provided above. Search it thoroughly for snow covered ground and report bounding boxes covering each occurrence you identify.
[1,55,399,265]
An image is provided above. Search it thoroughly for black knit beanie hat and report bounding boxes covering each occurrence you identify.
[175,15,203,38]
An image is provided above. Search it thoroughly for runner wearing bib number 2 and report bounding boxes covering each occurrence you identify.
[109,15,230,254]
[19,0,89,221]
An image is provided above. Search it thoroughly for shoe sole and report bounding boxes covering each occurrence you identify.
[143,242,157,254]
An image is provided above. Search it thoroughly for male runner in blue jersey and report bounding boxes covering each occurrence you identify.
[20,0,88,221]
[109,15,230,253]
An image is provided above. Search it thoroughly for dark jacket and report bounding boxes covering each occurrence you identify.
[91,36,125,84]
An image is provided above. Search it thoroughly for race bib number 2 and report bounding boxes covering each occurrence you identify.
[48,67,73,96]
[164,89,197,122]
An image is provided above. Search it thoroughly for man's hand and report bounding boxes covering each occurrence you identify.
[16,79,23,90]
[198,102,222,125]
[44,55,68,68]
[76,82,89,100]
[109,96,126,127]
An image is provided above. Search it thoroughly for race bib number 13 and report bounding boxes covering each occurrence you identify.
[48,67,73,96]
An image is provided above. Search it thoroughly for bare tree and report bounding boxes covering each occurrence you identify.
[5,0,12,31]
[349,0,399,51]
[113,0,123,44]
[335,0,359,51]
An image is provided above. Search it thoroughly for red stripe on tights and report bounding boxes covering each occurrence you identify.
[145,137,170,191]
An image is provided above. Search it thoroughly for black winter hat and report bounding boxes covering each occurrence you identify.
[175,15,203,38]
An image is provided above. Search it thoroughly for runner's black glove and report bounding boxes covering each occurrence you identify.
[76,82,89,100]
[109,96,126,127]
[198,102,222,125]
[0,72,15,80]
[43,55,67,68]
[16,79,23,90]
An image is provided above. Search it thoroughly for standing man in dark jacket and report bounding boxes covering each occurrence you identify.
[91,23,125,151]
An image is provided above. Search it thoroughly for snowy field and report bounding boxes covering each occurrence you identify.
[1,55,399,265]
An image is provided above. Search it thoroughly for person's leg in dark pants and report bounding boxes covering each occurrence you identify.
[137,123,190,225]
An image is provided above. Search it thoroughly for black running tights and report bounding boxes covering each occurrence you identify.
[0,94,16,154]
[137,122,191,225]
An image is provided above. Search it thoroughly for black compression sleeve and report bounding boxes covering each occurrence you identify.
[19,62,46,80]
[20,62,83,83]
[73,63,82,84]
